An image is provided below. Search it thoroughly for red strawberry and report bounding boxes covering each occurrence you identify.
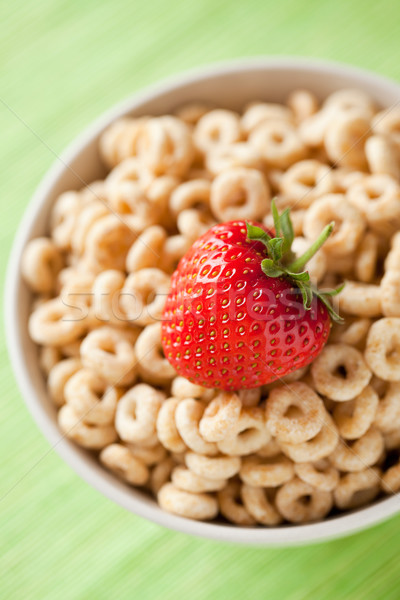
[161,202,342,391]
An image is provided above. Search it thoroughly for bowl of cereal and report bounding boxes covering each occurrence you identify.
[7,57,400,545]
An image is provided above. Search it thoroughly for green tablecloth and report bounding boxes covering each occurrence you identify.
[2,1,400,598]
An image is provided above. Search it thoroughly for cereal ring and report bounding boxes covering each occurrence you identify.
[279,412,339,463]
[365,134,400,179]
[324,113,369,170]
[199,392,242,442]
[206,143,263,175]
[71,201,110,257]
[239,454,294,487]
[39,345,62,376]
[249,120,307,169]
[372,107,400,150]
[64,368,120,425]
[279,160,333,208]
[156,397,187,453]
[330,427,384,472]
[48,357,82,407]
[58,404,117,449]
[381,271,400,318]
[333,385,379,439]
[84,214,136,272]
[238,387,261,407]
[194,109,241,153]
[136,322,176,385]
[265,382,325,444]
[384,232,400,273]
[383,428,400,451]
[241,485,282,525]
[21,238,63,293]
[92,270,127,327]
[99,118,148,167]
[323,88,376,118]
[177,208,216,242]
[303,194,365,257]
[330,317,372,348]
[29,297,87,346]
[311,343,372,401]
[126,226,167,273]
[241,102,293,134]
[120,268,170,326]
[115,383,165,445]
[175,399,218,456]
[174,102,213,125]
[80,326,137,386]
[287,90,319,122]
[50,191,81,250]
[210,167,270,221]
[150,457,175,495]
[100,443,149,485]
[137,116,194,177]
[354,232,379,284]
[275,477,333,523]
[158,234,191,274]
[169,179,211,214]
[256,438,282,458]
[382,462,400,493]
[217,407,270,456]
[185,451,241,480]
[347,174,400,235]
[158,482,218,520]
[339,282,382,318]
[171,466,226,493]
[374,382,400,433]
[217,480,256,526]
[294,459,339,492]
[171,376,207,400]
[127,443,167,465]
[365,318,400,381]
[334,468,381,509]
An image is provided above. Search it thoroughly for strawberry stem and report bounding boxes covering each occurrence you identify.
[287,222,334,272]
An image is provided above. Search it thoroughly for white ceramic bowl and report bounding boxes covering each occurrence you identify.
[6,57,400,546]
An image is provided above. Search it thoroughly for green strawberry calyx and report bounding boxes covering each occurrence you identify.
[246,200,344,323]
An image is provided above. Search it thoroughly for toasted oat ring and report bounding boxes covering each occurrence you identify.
[158,482,218,520]
[50,191,81,250]
[339,282,382,318]
[115,383,165,445]
[365,318,400,381]
[239,454,294,487]
[333,385,379,440]
[126,443,167,466]
[330,427,384,473]
[383,428,400,451]
[58,404,117,449]
[374,382,400,432]
[303,194,365,257]
[39,346,62,376]
[177,208,216,242]
[92,270,126,326]
[125,225,167,273]
[287,90,319,122]
[21,237,63,293]
[100,443,149,485]
[217,407,270,456]
[279,160,333,208]
[71,201,110,257]
[199,392,242,442]
[171,377,207,400]
[256,438,282,458]
[217,480,256,526]
[194,109,242,153]
[175,399,218,456]
[241,102,293,134]
[120,268,170,326]
[158,234,192,274]
[279,412,339,463]
[249,120,307,169]
[171,466,226,493]
[334,468,381,510]
[28,297,87,346]
[241,485,283,526]
[237,388,261,407]
[136,322,176,385]
[84,214,136,272]
[311,343,372,401]
[381,271,400,318]
[354,232,379,284]
[169,179,211,214]
[80,326,137,386]
[365,134,400,179]
[330,318,372,348]
[206,143,263,175]
[347,174,400,234]
[382,463,400,493]
[174,102,213,125]
[156,397,187,453]
[294,459,339,492]
[47,358,82,407]
[185,451,241,480]
[99,117,148,167]
[265,382,325,444]
[324,113,369,169]
[275,477,333,523]
[150,458,176,495]
[210,167,270,222]
[64,368,120,425]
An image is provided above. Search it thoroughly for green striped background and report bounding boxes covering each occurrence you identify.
[2,1,400,598]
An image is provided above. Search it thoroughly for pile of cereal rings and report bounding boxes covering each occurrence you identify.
[22,88,400,525]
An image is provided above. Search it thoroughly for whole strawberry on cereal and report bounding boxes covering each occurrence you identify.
[162,201,343,390]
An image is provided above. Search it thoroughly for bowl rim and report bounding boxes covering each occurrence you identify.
[6,56,400,546]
